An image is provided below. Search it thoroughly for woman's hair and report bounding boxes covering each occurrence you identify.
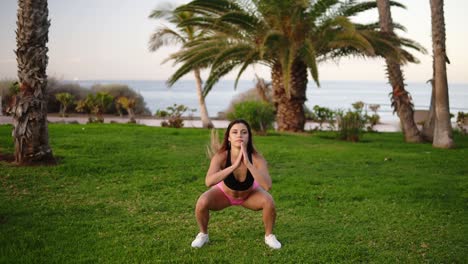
[206,119,256,158]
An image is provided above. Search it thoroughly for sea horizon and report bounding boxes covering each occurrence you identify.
[70,79,468,121]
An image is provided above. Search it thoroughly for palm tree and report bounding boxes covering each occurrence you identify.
[149,5,214,129]
[429,0,454,148]
[116,96,137,123]
[376,0,424,142]
[13,0,55,164]
[169,0,424,132]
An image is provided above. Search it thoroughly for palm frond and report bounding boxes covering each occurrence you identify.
[148,3,176,19]
[308,0,340,21]
[399,37,427,54]
[176,0,241,17]
[341,0,406,17]
[212,44,254,70]
[203,60,242,97]
[179,16,249,40]
[148,27,185,51]
[219,11,262,33]
[261,30,288,58]
[167,46,221,86]
[234,51,260,89]
[300,39,319,87]
[279,45,298,98]
[355,22,407,32]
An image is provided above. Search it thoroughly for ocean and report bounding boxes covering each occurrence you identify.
[76,80,468,122]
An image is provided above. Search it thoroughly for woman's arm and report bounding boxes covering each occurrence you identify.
[241,145,272,191]
[204,151,242,187]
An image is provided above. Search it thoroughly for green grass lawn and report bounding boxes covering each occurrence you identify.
[0,124,467,263]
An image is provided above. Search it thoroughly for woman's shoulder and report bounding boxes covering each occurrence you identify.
[252,151,267,163]
[212,150,228,162]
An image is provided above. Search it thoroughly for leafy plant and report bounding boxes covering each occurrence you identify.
[55,92,75,117]
[226,100,275,135]
[75,92,114,123]
[0,81,19,115]
[456,112,467,135]
[365,104,381,131]
[155,104,189,128]
[116,96,137,123]
[336,103,367,142]
[311,105,336,130]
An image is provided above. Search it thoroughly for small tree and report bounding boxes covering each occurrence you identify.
[116,96,136,123]
[76,92,113,123]
[366,104,381,131]
[337,102,367,142]
[311,105,336,130]
[55,92,74,117]
[155,104,189,128]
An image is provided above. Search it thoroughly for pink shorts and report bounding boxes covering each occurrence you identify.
[215,181,259,205]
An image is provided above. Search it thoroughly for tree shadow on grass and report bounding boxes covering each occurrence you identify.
[0,153,14,163]
[315,134,373,143]
[0,152,62,166]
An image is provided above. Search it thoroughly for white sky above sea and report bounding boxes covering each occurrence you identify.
[0,0,467,83]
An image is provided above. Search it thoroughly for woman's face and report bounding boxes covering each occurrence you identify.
[228,123,249,148]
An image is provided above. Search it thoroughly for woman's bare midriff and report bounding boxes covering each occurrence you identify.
[221,182,254,199]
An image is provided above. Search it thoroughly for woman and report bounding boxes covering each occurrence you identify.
[191,119,281,249]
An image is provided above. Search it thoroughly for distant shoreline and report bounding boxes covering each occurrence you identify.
[1,113,466,133]
[0,113,404,132]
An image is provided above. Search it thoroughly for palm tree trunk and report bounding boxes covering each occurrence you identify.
[271,61,306,132]
[430,0,454,148]
[422,65,436,141]
[193,68,214,129]
[128,108,136,123]
[377,0,423,142]
[13,0,54,164]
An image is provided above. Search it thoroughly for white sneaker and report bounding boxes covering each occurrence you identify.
[191,232,209,248]
[265,234,281,249]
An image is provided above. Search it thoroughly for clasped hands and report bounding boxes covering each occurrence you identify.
[232,141,252,169]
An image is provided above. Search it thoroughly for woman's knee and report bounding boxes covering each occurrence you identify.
[261,193,276,209]
[196,194,210,211]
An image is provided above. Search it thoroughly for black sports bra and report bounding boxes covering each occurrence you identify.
[223,149,254,191]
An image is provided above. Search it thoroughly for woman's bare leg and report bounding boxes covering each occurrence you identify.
[241,189,276,235]
[195,187,231,233]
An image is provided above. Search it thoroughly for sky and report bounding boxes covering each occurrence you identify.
[0,0,467,83]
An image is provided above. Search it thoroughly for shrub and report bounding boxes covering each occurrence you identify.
[223,77,272,119]
[55,92,75,117]
[336,105,366,142]
[46,78,89,113]
[0,80,18,115]
[311,105,336,130]
[155,104,189,128]
[456,112,467,135]
[75,92,114,123]
[91,84,150,115]
[366,114,380,131]
[223,88,262,118]
[226,100,275,135]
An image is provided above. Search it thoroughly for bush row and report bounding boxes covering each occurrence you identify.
[0,78,151,116]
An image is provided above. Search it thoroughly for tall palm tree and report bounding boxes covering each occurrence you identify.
[376,0,424,142]
[149,5,214,129]
[169,0,424,132]
[13,0,55,164]
[422,62,436,141]
[429,0,454,148]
